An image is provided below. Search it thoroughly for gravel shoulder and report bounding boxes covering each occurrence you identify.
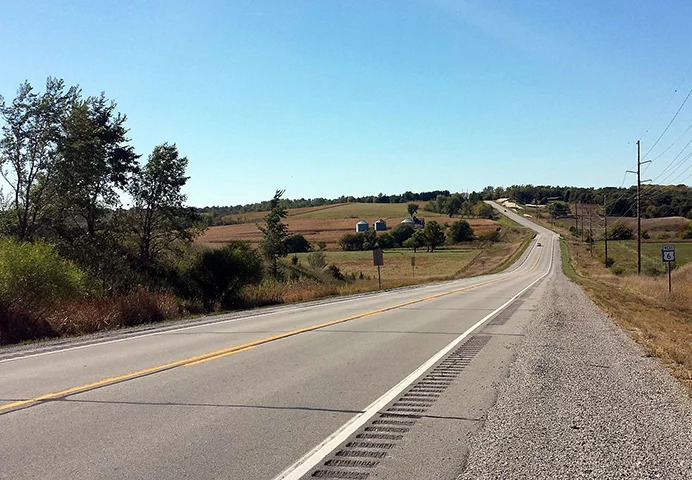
[460,268,692,479]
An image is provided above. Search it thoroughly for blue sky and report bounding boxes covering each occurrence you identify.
[1,0,692,206]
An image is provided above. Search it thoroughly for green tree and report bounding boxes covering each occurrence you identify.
[258,190,289,277]
[448,220,474,243]
[0,78,77,240]
[472,201,495,219]
[423,220,445,252]
[444,194,463,217]
[547,201,571,218]
[57,93,139,241]
[407,203,419,217]
[376,232,397,249]
[391,223,415,245]
[128,143,200,267]
[403,230,427,253]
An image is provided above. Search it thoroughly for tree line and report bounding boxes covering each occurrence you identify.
[494,184,692,219]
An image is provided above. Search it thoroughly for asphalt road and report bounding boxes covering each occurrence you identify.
[1,206,557,479]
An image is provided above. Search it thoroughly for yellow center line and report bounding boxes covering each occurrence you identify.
[1,256,544,414]
[184,346,257,367]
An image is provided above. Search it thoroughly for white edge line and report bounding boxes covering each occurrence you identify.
[273,240,554,480]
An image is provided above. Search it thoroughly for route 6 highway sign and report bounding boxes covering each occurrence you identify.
[662,245,675,262]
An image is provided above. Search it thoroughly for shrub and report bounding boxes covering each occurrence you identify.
[608,223,634,240]
[0,239,84,310]
[285,234,311,253]
[307,250,327,270]
[679,221,692,239]
[189,242,263,310]
[448,220,474,243]
[339,233,364,251]
[326,264,345,281]
[477,230,501,242]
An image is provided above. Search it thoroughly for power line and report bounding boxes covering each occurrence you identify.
[640,59,692,142]
[641,86,692,161]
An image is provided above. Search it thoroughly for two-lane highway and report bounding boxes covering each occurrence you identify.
[1,205,557,479]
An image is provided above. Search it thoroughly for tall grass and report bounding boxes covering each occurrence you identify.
[0,288,182,345]
[618,263,692,316]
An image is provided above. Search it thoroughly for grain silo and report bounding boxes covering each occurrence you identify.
[356,220,369,232]
[374,219,387,231]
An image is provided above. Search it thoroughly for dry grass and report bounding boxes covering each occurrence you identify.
[0,289,182,345]
[562,238,692,394]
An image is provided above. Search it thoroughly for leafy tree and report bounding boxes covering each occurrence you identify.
[57,93,139,240]
[0,78,77,240]
[128,143,200,267]
[285,234,311,253]
[376,232,397,249]
[407,203,419,217]
[547,201,571,218]
[403,230,427,253]
[423,220,445,252]
[361,228,377,250]
[258,190,289,277]
[472,201,495,219]
[444,194,463,217]
[448,220,474,243]
[391,223,415,245]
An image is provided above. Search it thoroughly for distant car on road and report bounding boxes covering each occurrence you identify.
[537,242,542,246]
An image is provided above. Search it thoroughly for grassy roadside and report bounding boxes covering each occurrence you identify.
[559,236,692,395]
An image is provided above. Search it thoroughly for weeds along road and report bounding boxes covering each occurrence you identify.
[1,210,554,479]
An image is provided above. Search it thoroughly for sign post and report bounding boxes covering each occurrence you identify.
[373,248,384,290]
[662,245,675,293]
[411,256,416,278]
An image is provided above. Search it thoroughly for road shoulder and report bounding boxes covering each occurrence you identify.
[459,269,692,479]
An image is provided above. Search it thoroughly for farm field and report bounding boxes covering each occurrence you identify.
[591,240,692,275]
[295,248,480,281]
[197,202,500,249]
[533,208,688,240]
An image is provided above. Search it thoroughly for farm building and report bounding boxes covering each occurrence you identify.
[401,217,425,229]
[374,219,387,231]
[355,220,369,232]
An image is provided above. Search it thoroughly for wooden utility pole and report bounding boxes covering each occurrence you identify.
[603,194,609,267]
[588,207,593,255]
[627,140,651,275]
[575,202,579,234]
[581,203,585,242]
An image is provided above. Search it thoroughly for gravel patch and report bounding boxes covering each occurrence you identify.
[460,271,692,479]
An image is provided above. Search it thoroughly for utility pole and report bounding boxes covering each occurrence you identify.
[581,203,585,243]
[588,206,593,255]
[575,201,579,234]
[627,140,651,275]
[603,194,609,267]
